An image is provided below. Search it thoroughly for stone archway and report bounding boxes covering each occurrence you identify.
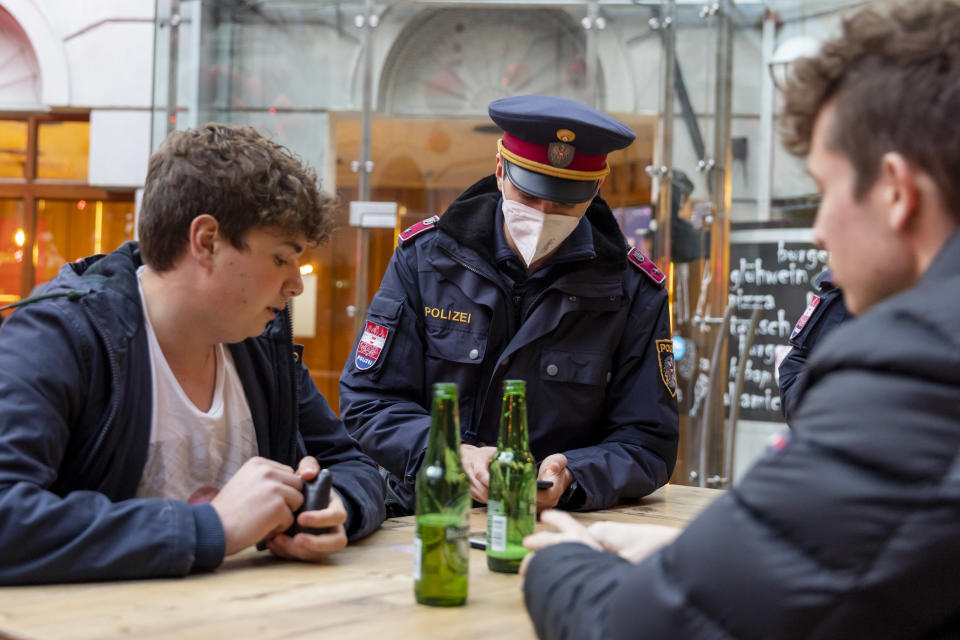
[380,7,600,117]
[0,1,69,107]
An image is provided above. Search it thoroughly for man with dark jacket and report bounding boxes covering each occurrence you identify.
[0,123,385,585]
[521,1,960,637]
[777,268,852,423]
[339,95,678,516]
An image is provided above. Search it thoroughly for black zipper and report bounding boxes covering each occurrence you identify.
[286,302,306,461]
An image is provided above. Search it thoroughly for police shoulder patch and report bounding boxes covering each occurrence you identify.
[355,320,389,371]
[627,247,666,287]
[398,215,440,245]
[790,295,821,340]
[655,338,677,397]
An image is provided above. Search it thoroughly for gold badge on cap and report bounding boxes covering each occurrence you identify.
[547,142,575,168]
[548,130,576,168]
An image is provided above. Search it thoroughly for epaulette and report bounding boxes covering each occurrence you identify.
[627,247,666,286]
[398,215,440,246]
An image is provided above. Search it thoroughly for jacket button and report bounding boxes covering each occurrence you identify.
[606,371,612,383]
[469,348,480,360]
[568,295,577,302]
[546,364,559,376]
[501,357,510,367]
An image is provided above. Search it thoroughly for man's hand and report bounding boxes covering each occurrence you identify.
[523,509,604,553]
[536,453,573,511]
[586,521,681,564]
[460,444,497,503]
[265,456,349,561]
[519,509,603,582]
[211,457,304,555]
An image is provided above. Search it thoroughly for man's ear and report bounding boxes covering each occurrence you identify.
[594,176,606,200]
[189,214,220,268]
[881,152,919,232]
[495,153,505,193]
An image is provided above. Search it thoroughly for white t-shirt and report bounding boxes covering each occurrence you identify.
[135,267,258,501]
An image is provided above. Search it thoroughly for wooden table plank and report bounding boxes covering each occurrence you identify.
[0,484,721,640]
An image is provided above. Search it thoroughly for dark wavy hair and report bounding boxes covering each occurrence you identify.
[780,0,960,216]
[138,123,335,270]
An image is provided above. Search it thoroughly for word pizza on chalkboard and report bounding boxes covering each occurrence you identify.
[726,228,827,423]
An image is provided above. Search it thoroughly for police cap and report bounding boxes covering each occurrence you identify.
[488,95,636,204]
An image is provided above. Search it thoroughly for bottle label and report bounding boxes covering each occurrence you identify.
[413,534,422,581]
[490,514,507,552]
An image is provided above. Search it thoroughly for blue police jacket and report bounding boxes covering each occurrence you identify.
[778,269,853,424]
[339,176,679,512]
[0,243,385,584]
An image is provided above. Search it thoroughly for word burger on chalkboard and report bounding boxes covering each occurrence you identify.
[726,231,828,422]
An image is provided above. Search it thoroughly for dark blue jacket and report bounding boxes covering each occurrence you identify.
[339,176,678,513]
[778,269,853,423]
[524,231,960,639]
[0,243,385,585]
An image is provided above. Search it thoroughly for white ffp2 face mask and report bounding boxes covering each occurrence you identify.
[502,199,580,268]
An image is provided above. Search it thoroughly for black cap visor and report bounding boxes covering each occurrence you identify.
[503,159,598,205]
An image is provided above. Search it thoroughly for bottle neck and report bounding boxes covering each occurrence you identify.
[425,394,461,463]
[497,392,530,452]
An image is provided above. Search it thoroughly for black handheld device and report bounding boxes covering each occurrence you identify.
[258,468,335,549]
[287,468,334,536]
[536,480,554,490]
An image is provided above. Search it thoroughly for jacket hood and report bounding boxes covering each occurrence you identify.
[437,175,627,270]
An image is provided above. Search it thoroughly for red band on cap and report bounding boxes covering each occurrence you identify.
[502,133,607,172]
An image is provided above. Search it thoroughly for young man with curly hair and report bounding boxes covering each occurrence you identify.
[0,124,385,584]
[522,1,960,637]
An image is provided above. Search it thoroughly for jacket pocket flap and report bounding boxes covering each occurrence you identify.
[540,350,611,386]
[425,325,487,364]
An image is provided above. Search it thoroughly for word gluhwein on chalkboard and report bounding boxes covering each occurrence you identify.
[724,239,829,422]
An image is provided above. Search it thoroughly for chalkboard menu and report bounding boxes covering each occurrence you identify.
[726,228,827,422]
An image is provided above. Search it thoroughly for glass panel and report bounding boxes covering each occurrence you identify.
[0,199,24,304]
[0,120,28,179]
[35,199,135,286]
[36,121,89,181]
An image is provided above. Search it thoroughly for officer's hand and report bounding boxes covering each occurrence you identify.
[461,444,497,503]
[212,457,303,555]
[586,521,681,564]
[265,456,349,561]
[536,453,573,512]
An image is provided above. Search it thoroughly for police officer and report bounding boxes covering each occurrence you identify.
[777,268,852,423]
[339,95,679,516]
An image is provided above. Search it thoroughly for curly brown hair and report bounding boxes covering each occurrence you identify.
[781,0,960,215]
[138,123,335,271]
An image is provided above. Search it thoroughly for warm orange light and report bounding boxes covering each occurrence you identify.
[268,107,277,115]
[14,229,25,247]
[299,264,314,276]
[76,199,86,211]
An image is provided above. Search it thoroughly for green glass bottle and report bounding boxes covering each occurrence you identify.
[486,379,536,573]
[414,382,470,606]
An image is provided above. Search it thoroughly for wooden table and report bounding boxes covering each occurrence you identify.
[0,484,720,640]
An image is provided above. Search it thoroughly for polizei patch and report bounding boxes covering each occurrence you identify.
[656,339,676,397]
[355,321,389,370]
[791,295,821,340]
